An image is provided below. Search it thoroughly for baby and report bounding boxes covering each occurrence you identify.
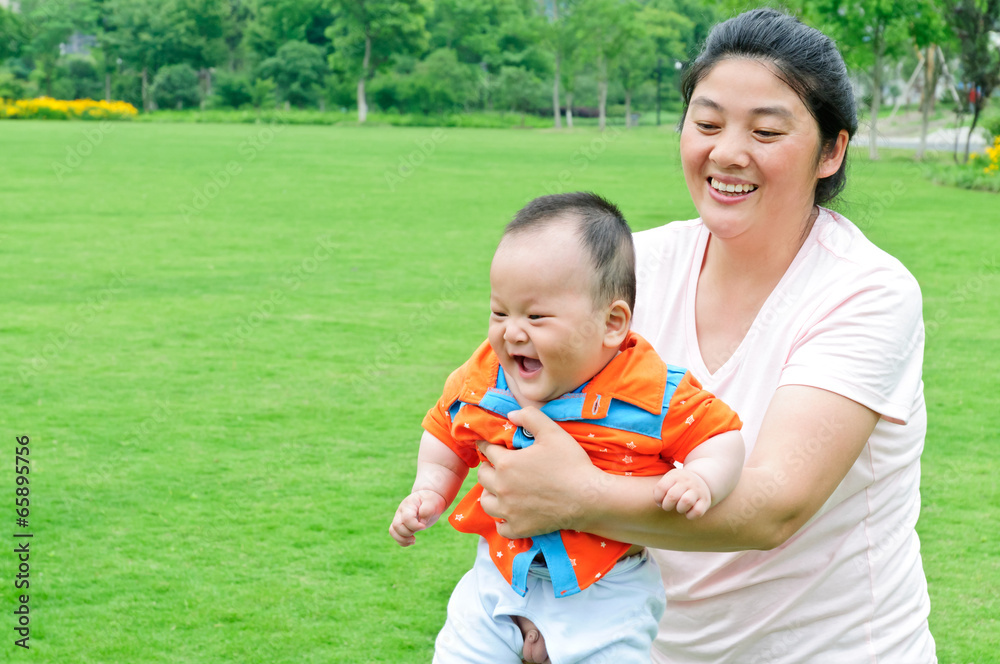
[391,192,744,663]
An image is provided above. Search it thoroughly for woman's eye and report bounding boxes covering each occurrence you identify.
[756,130,781,138]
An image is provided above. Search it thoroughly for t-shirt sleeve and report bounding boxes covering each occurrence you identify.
[421,361,482,469]
[660,372,742,464]
[778,267,924,425]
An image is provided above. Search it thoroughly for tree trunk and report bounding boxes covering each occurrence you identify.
[656,57,662,126]
[624,90,632,128]
[200,68,213,110]
[965,104,981,164]
[597,54,607,132]
[358,33,372,123]
[105,72,111,102]
[565,91,574,129]
[917,45,935,161]
[141,66,151,112]
[868,49,882,161]
[553,51,562,129]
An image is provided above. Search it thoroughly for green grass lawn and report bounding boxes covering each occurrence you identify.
[0,119,996,663]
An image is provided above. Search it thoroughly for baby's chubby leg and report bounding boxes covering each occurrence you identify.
[513,615,550,664]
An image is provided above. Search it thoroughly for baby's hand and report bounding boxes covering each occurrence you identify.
[654,468,712,519]
[390,490,447,546]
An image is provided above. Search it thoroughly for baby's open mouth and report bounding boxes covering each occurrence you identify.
[514,355,543,374]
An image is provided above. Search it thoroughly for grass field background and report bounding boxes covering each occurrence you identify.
[0,119,997,663]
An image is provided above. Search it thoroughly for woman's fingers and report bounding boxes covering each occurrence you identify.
[472,408,598,538]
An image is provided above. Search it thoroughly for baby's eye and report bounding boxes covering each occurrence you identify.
[491,311,507,318]
[527,314,547,320]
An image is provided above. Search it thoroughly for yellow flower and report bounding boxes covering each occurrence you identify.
[0,96,138,120]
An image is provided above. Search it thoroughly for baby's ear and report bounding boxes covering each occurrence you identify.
[603,300,632,348]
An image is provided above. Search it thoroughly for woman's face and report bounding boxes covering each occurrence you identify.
[679,58,845,243]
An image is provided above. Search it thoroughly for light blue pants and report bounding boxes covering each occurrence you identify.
[434,538,666,664]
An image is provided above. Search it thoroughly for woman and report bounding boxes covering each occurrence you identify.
[476,8,936,663]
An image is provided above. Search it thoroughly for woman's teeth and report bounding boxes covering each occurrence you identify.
[711,178,758,194]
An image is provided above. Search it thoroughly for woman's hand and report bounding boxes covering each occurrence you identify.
[475,407,603,539]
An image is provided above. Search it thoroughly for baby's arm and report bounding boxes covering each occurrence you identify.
[390,430,470,546]
[654,430,744,519]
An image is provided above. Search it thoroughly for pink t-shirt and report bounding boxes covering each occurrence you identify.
[633,209,936,663]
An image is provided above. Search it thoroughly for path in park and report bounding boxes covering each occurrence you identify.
[852,110,990,153]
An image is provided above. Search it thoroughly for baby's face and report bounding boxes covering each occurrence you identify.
[488,224,613,408]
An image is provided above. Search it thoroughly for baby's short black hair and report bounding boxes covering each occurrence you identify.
[503,192,636,312]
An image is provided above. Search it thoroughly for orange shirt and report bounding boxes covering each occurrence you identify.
[422,332,741,597]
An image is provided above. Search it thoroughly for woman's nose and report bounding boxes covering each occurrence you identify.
[710,129,751,168]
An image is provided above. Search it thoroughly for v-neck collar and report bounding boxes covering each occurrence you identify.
[685,209,827,381]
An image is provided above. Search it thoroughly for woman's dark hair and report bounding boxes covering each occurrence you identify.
[680,8,857,207]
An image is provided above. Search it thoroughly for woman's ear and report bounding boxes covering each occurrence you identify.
[818,129,850,179]
[603,300,632,348]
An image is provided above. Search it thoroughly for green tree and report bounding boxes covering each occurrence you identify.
[807,0,915,160]
[19,0,97,97]
[948,0,1000,161]
[617,8,658,128]
[907,0,952,159]
[574,0,636,130]
[0,5,24,63]
[103,0,227,110]
[327,0,432,123]
[638,0,697,124]
[257,39,327,108]
[534,0,581,128]
[244,0,333,57]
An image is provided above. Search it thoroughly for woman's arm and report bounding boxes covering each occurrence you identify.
[476,385,879,551]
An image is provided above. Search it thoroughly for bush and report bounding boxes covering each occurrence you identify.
[61,57,103,100]
[153,64,201,110]
[257,41,326,108]
[132,107,554,128]
[927,136,1000,193]
[0,67,29,99]
[496,66,547,117]
[213,71,253,109]
[403,48,481,114]
[982,109,1000,140]
[250,78,277,110]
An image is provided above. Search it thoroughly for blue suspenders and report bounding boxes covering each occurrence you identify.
[455,364,687,597]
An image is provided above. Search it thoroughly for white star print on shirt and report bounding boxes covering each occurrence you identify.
[686,415,695,425]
